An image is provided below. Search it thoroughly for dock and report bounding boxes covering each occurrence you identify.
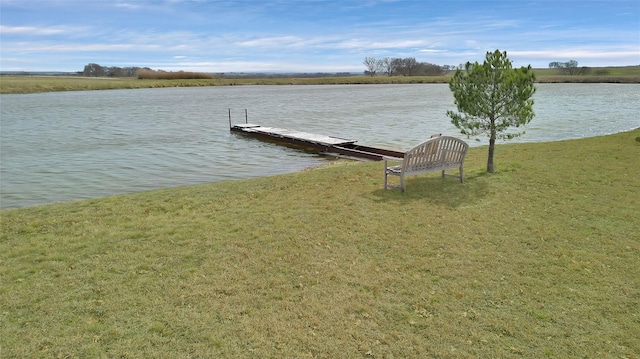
[230,123,404,161]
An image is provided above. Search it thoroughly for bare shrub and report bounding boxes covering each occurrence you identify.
[136,69,213,80]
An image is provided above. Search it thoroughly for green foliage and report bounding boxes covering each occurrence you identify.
[448,50,536,140]
[447,50,536,172]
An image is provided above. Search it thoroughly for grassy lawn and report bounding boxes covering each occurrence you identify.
[1,129,639,358]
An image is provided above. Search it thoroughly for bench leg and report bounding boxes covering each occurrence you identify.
[400,173,405,192]
[383,160,388,189]
[459,166,464,183]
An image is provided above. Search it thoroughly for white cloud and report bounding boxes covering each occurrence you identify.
[1,0,637,71]
[418,49,448,54]
[114,2,142,10]
[0,25,67,36]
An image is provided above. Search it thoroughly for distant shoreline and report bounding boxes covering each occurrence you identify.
[2,66,639,94]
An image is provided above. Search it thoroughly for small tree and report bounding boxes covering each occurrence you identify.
[447,50,536,173]
[549,60,587,75]
[380,57,395,76]
[363,57,381,76]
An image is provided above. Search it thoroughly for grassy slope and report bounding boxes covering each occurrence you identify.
[1,129,639,358]
[2,66,639,94]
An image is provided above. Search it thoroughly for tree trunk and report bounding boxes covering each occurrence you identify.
[487,137,495,173]
[487,118,497,173]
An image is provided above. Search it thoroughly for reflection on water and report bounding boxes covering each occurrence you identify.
[1,84,639,209]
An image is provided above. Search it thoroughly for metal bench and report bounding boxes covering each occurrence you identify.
[383,135,469,192]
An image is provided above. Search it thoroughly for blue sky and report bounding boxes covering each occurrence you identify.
[1,0,639,73]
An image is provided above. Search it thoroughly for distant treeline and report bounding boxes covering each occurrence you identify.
[548,60,591,76]
[65,62,638,80]
[363,57,452,77]
[136,69,214,80]
[82,63,214,79]
[82,63,145,77]
[80,63,360,79]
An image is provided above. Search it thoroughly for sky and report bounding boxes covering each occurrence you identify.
[1,0,639,73]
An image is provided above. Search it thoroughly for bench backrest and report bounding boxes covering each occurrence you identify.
[403,136,468,172]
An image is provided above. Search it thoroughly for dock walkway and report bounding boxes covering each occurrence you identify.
[232,123,356,146]
[231,123,403,161]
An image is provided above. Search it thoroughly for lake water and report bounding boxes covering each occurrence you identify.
[1,83,639,209]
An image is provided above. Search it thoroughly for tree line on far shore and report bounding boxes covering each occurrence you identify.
[362,57,453,77]
[79,58,609,80]
[81,63,365,79]
[82,60,454,79]
[548,60,593,75]
[364,57,605,77]
[82,63,214,79]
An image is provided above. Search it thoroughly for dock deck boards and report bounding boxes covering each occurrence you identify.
[234,124,356,146]
[230,123,404,161]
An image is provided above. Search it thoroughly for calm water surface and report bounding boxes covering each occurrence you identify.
[1,84,638,209]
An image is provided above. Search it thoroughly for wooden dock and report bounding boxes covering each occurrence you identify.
[230,123,403,161]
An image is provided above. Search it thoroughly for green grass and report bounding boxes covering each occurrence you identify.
[2,66,639,94]
[1,129,639,358]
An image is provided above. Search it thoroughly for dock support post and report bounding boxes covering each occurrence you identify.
[245,109,248,124]
[228,108,232,129]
